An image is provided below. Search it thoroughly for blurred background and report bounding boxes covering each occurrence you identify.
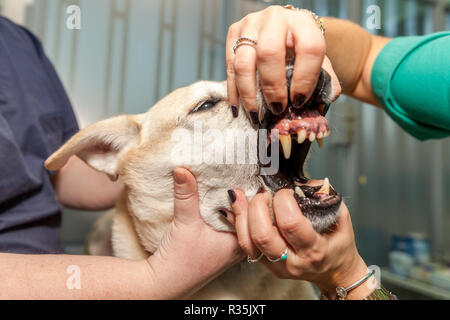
[1,0,449,299]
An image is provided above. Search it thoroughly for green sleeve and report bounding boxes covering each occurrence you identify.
[370,31,450,140]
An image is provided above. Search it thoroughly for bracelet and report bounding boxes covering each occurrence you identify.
[363,286,398,300]
[320,269,375,300]
[283,5,325,36]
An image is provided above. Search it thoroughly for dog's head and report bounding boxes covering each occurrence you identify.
[46,66,341,253]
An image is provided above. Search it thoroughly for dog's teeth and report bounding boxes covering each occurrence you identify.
[325,130,331,138]
[279,134,292,159]
[309,132,316,142]
[317,132,324,139]
[295,186,305,197]
[297,130,306,144]
[317,177,330,195]
[316,138,324,149]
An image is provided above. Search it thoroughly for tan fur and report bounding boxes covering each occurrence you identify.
[46,80,317,299]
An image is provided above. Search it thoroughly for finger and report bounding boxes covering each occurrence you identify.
[290,11,326,108]
[228,189,260,260]
[273,189,317,251]
[173,168,200,224]
[233,23,260,124]
[329,202,354,238]
[219,209,236,226]
[248,191,288,260]
[319,56,342,104]
[259,247,307,279]
[256,12,288,115]
[326,202,359,263]
[226,22,241,116]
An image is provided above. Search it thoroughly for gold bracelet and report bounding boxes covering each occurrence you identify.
[363,286,398,300]
[283,5,325,36]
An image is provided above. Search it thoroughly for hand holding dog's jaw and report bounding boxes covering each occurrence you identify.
[229,189,371,299]
[146,168,244,299]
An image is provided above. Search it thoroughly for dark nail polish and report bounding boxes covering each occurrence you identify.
[250,111,259,125]
[257,186,265,194]
[293,94,306,108]
[270,102,283,115]
[227,189,236,203]
[219,210,227,217]
[231,105,238,118]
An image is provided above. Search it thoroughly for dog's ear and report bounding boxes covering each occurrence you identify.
[45,114,143,181]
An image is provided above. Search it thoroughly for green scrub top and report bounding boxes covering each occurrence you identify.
[371,31,450,141]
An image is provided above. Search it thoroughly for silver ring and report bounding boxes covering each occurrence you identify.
[247,253,264,263]
[237,36,257,45]
[233,36,258,54]
[267,248,288,263]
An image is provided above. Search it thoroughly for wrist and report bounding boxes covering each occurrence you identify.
[316,254,374,300]
[145,250,202,299]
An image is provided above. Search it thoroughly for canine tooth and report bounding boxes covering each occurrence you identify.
[325,130,331,138]
[279,134,292,159]
[297,130,306,144]
[295,186,305,197]
[309,132,316,142]
[316,138,324,149]
[317,177,330,195]
[317,132,324,139]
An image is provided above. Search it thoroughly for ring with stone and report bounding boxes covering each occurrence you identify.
[267,248,288,262]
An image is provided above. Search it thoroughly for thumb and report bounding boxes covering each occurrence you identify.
[173,167,201,223]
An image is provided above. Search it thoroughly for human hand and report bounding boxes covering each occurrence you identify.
[226,5,341,119]
[146,168,244,299]
[227,188,374,300]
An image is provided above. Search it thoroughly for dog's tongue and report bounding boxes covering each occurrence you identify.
[271,107,329,137]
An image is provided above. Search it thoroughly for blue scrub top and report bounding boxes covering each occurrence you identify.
[0,16,79,253]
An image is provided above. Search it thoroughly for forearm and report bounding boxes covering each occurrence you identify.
[323,17,391,105]
[0,253,155,299]
[0,247,239,300]
[51,156,123,210]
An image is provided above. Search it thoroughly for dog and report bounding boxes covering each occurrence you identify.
[45,63,341,299]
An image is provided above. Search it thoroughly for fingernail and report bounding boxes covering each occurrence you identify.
[257,186,265,194]
[293,94,306,108]
[219,210,227,217]
[250,111,259,125]
[231,105,238,118]
[227,189,236,203]
[173,170,186,184]
[270,102,283,115]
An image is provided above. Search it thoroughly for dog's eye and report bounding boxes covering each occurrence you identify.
[190,100,218,114]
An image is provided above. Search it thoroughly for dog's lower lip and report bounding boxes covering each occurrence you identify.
[295,192,342,212]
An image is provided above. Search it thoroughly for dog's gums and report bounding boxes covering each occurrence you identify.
[257,66,342,233]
